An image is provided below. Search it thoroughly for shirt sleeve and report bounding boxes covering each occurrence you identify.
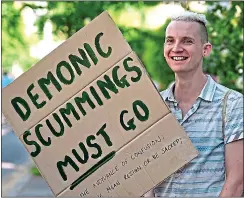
[224,92,244,144]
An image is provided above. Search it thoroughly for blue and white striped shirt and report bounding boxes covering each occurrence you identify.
[155,75,243,197]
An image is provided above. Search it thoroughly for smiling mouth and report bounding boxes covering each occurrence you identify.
[171,56,188,61]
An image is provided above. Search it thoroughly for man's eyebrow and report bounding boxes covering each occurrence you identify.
[182,36,195,40]
[165,36,194,40]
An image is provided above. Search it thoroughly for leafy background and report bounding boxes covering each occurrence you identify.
[2,1,243,92]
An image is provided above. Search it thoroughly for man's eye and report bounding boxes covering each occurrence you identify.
[165,39,173,44]
[184,39,193,44]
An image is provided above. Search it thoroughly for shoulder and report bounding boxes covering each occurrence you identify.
[215,84,243,118]
[215,83,243,101]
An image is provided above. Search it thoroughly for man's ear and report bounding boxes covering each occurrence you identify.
[203,42,212,57]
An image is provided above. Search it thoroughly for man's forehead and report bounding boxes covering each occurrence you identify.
[166,21,201,37]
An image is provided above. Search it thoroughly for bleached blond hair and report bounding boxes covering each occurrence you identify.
[170,11,209,43]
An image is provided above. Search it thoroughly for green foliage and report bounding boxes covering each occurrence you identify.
[2,1,243,91]
[2,2,38,72]
[32,2,159,39]
[203,2,243,92]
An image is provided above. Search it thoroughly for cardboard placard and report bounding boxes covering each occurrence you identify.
[2,11,198,197]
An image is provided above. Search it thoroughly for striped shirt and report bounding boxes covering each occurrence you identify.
[154,75,243,197]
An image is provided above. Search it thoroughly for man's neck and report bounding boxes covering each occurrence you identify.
[174,69,207,104]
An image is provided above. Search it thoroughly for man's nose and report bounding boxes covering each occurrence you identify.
[172,42,183,52]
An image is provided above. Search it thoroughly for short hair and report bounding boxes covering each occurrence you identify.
[170,11,208,43]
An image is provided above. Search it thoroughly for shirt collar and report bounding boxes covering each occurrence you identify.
[162,75,217,102]
[198,75,217,102]
[162,82,177,102]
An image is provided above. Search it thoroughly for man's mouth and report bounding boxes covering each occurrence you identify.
[170,56,188,61]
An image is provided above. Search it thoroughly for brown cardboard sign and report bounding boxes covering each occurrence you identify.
[2,11,198,197]
[19,52,171,195]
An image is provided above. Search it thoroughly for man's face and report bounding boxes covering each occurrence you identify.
[164,21,206,74]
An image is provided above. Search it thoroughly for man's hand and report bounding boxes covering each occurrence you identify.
[220,139,243,197]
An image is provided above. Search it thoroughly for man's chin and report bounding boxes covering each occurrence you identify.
[169,64,187,73]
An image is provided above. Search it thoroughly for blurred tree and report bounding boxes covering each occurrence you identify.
[24,1,159,39]
[2,1,242,91]
[203,2,243,92]
[2,2,38,72]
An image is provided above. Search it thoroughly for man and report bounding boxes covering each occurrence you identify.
[145,11,243,197]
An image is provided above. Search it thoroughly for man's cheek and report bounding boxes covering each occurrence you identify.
[163,50,168,59]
